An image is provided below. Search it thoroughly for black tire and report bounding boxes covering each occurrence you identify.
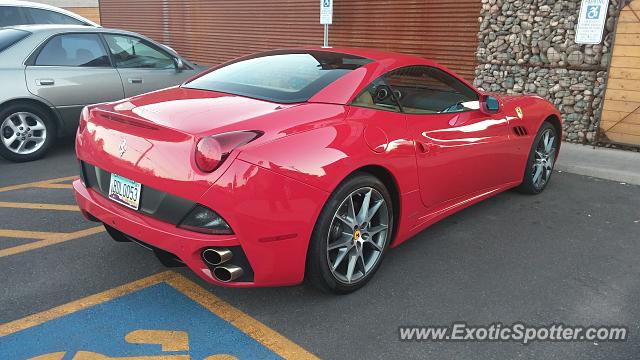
[0,103,56,162]
[517,122,559,194]
[307,172,394,294]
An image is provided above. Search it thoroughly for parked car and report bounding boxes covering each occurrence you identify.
[0,25,205,162]
[0,0,99,27]
[73,48,563,294]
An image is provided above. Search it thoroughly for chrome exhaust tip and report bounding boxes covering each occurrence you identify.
[202,248,233,266]
[213,265,244,283]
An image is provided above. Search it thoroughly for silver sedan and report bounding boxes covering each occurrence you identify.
[0,25,205,162]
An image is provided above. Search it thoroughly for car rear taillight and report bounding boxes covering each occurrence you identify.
[194,131,262,173]
[179,205,233,235]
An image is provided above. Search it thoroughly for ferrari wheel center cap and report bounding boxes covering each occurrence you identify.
[353,229,361,241]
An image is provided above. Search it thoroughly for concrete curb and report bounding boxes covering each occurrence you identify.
[556,143,640,186]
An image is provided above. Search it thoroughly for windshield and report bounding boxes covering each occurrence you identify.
[0,29,30,53]
[184,51,372,103]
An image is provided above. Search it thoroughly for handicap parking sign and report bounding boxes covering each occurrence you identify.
[586,5,601,19]
[576,0,609,44]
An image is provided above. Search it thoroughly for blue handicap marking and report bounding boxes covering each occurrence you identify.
[586,5,601,19]
[0,283,282,359]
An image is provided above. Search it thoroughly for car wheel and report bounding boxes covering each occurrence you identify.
[307,172,393,294]
[517,122,559,194]
[0,103,56,162]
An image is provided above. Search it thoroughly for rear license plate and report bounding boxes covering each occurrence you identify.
[108,174,142,210]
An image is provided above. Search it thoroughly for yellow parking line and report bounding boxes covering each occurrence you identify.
[0,229,62,240]
[0,272,175,337]
[0,176,78,193]
[166,274,319,360]
[0,226,104,258]
[0,201,79,212]
[34,184,74,190]
[0,272,319,359]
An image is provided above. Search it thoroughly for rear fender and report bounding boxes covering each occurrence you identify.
[237,120,424,246]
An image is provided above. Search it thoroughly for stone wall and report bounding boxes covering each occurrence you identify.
[474,0,629,143]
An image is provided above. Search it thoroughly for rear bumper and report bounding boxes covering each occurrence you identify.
[73,159,329,288]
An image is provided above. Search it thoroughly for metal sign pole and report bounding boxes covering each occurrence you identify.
[320,0,332,48]
[323,24,329,48]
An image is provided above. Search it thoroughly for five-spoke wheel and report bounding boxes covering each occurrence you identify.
[0,104,55,162]
[1,112,47,155]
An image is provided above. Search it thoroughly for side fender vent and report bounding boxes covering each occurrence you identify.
[512,126,529,137]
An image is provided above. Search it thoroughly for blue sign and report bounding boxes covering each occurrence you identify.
[0,283,282,359]
[586,5,601,19]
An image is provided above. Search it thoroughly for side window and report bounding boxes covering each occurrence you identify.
[351,77,401,112]
[104,34,174,69]
[385,66,479,114]
[26,8,86,25]
[0,6,27,27]
[35,34,111,67]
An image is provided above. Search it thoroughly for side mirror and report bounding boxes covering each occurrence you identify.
[174,57,185,72]
[480,95,500,115]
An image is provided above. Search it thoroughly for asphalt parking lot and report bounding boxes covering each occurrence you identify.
[1,140,639,359]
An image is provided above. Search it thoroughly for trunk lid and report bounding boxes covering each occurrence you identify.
[77,87,296,199]
[76,86,347,200]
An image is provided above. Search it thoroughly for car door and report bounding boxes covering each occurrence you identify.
[385,66,514,209]
[25,33,125,129]
[103,34,196,97]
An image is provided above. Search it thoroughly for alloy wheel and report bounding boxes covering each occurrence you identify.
[327,187,390,284]
[532,128,557,190]
[1,112,47,155]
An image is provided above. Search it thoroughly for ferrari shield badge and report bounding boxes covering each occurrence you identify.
[515,107,524,119]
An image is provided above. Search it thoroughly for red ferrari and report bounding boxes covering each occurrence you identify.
[74,48,562,293]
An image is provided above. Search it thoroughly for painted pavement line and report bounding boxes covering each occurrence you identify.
[0,201,79,212]
[0,176,78,193]
[165,273,319,360]
[0,226,104,258]
[33,183,74,190]
[0,271,319,359]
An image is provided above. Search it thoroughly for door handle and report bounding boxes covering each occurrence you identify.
[416,141,432,153]
[36,79,55,86]
[128,78,143,84]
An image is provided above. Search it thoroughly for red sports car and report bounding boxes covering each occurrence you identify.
[74,48,562,293]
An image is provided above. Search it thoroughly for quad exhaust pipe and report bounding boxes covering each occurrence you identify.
[202,248,244,282]
[213,265,244,282]
[202,248,233,266]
